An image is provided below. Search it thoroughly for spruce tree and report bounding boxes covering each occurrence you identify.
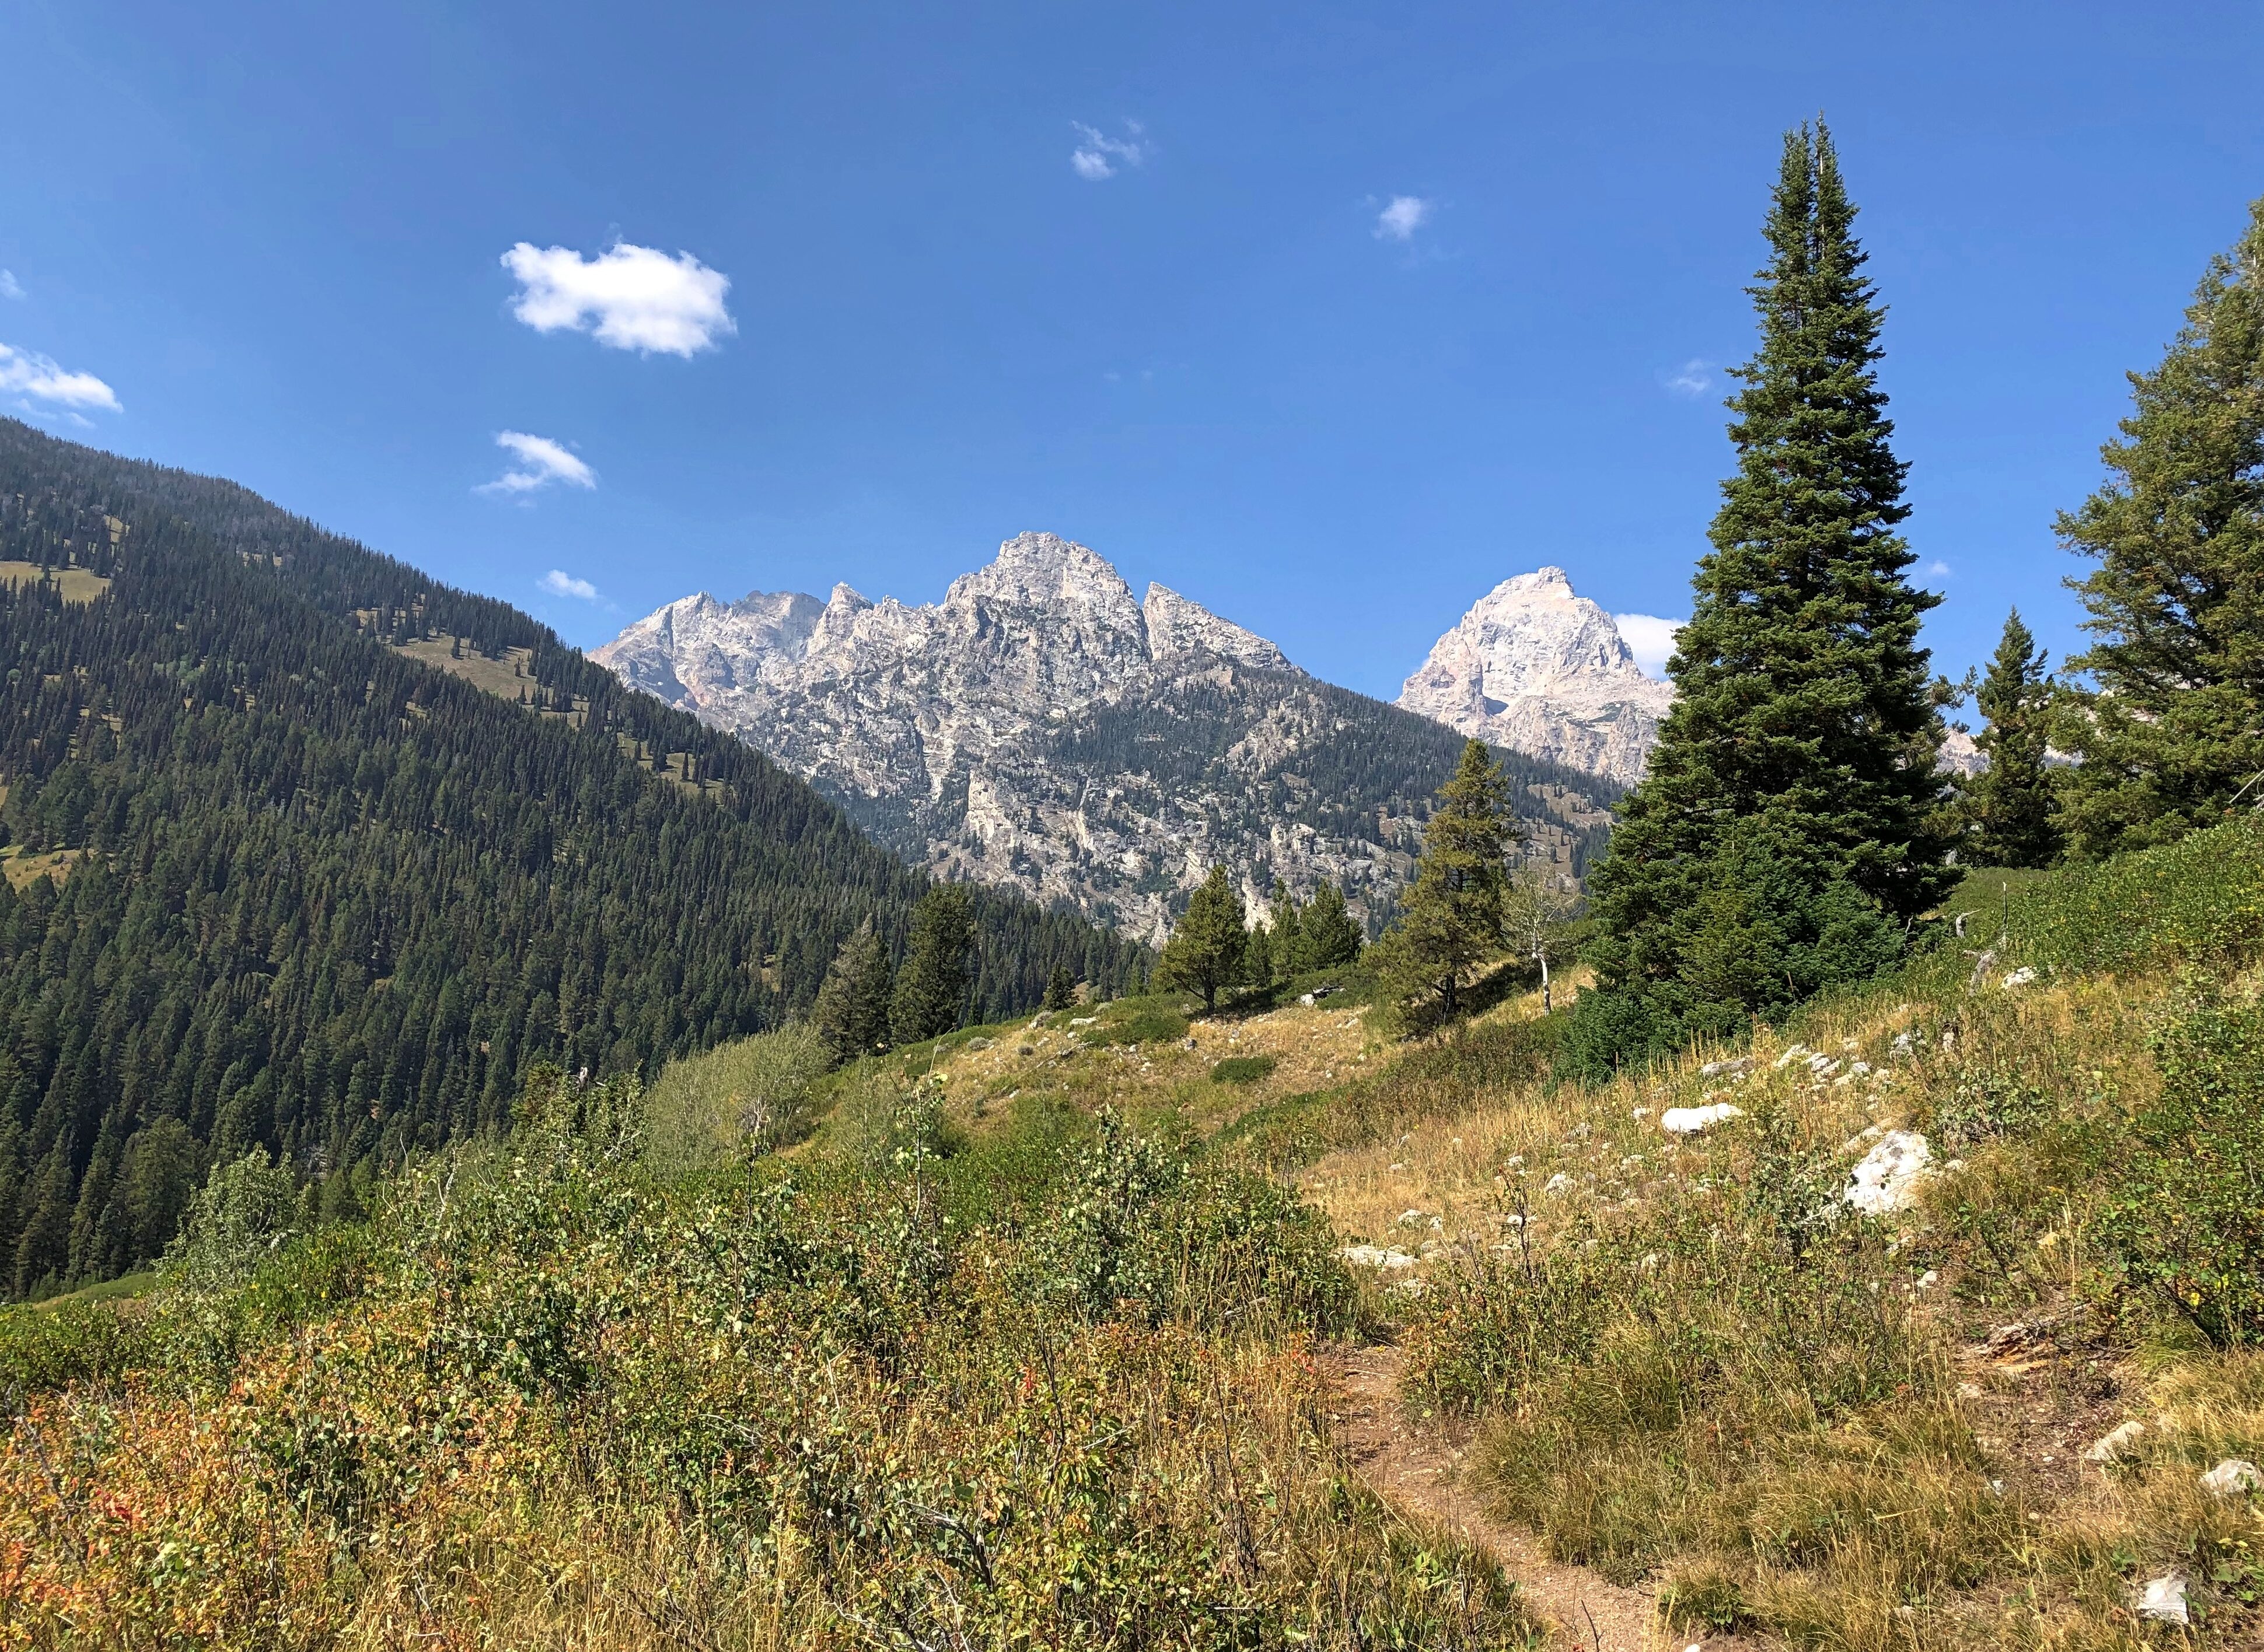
[1582,123,1950,1055]
[1964,608,2062,868]
[1042,963,1078,1013]
[1375,740,1519,1032]
[2056,197,2264,855]
[1301,881,1364,969]
[813,919,894,1063]
[890,885,976,1045]
[1271,892,1306,975]
[1245,919,1274,989]
[1153,865,1248,1014]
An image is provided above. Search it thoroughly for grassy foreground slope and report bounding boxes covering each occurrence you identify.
[5,822,2263,1647]
[1307,819,2264,1650]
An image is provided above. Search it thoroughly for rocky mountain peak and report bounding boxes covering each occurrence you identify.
[1399,567,1674,785]
[1143,582,1294,671]
[948,531,1137,612]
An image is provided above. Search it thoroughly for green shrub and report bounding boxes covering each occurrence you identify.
[643,1023,831,1180]
[0,1296,147,1393]
[1209,1054,1277,1084]
[2098,994,2264,1347]
[1091,1003,1189,1046]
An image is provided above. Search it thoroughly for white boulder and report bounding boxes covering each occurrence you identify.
[1844,1130,1933,1214]
[1661,1102,1744,1136]
[2134,1573,2188,1625]
[2202,1458,2262,1497]
[2084,1420,2146,1463]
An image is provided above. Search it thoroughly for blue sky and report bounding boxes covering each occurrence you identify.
[4,1,2260,702]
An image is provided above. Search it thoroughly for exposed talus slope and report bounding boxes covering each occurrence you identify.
[1397,568,1675,785]
[598,534,1619,942]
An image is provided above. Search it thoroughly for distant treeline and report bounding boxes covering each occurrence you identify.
[0,419,1142,1297]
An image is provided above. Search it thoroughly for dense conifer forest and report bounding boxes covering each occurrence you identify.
[0,419,1141,1297]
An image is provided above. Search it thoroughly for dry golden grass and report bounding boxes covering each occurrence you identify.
[0,561,111,603]
[392,635,538,701]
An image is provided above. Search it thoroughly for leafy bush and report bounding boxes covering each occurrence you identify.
[1209,1054,1277,1084]
[1090,1002,1189,1046]
[642,1023,831,1180]
[2098,993,2264,1347]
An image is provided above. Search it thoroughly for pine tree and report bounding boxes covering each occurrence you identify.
[2055,197,2264,855]
[1963,608,2062,868]
[813,919,894,1063]
[1375,740,1519,1032]
[890,886,976,1045]
[1299,881,1364,969]
[1154,866,1248,1014]
[1042,963,1078,1012]
[1245,919,1274,989]
[1271,892,1306,975]
[1581,123,1950,1056]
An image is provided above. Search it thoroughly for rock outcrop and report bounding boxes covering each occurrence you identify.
[596,533,1618,942]
[1397,568,1675,786]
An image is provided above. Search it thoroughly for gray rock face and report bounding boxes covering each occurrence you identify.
[1397,568,1675,786]
[596,533,1617,942]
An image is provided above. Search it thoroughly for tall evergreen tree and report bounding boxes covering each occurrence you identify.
[890,885,977,1045]
[1963,608,2062,868]
[1580,123,1949,1059]
[1041,964,1078,1013]
[813,919,895,1064]
[1299,881,1365,970]
[1244,918,1275,989]
[2055,197,2264,855]
[1153,866,1248,1014]
[1270,892,1306,974]
[1375,740,1519,1033]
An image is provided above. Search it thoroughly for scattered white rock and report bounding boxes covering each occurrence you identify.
[2134,1573,2188,1625]
[1543,1173,1573,1195]
[1070,1016,1098,1027]
[1661,1102,1744,1136]
[1773,1044,1812,1070]
[965,1036,993,1051]
[1630,1107,1652,1119]
[1340,1244,1418,1270]
[2202,1458,2262,1497]
[1844,1130,1933,1214]
[2000,966,2038,989]
[1395,1209,1430,1227]
[1699,1056,1752,1079]
[2084,1420,2146,1463]
[1298,992,1317,1007]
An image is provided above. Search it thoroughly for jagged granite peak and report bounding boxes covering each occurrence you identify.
[594,533,1616,941]
[1143,582,1292,670]
[1398,566,1675,786]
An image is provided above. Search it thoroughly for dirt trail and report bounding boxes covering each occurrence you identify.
[1330,1342,1746,1652]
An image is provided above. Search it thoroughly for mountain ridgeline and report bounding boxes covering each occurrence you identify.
[597,534,1623,943]
[0,419,1141,1298]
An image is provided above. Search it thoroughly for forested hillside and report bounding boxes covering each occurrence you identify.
[0,419,1140,1298]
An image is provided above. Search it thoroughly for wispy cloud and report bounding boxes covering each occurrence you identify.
[501,240,735,356]
[539,569,599,601]
[1,341,121,416]
[0,271,22,300]
[1614,613,1683,679]
[1374,196,1432,242]
[1927,559,1952,578]
[478,430,596,498]
[1662,358,1713,397]
[1070,121,1147,181]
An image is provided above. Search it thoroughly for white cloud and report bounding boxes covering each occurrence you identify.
[1374,195,1432,242]
[0,341,120,412]
[1071,121,1147,181]
[1614,613,1683,679]
[0,271,22,300]
[1663,358,1712,397]
[501,240,735,356]
[1927,559,1953,577]
[478,430,596,497]
[539,569,599,601]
